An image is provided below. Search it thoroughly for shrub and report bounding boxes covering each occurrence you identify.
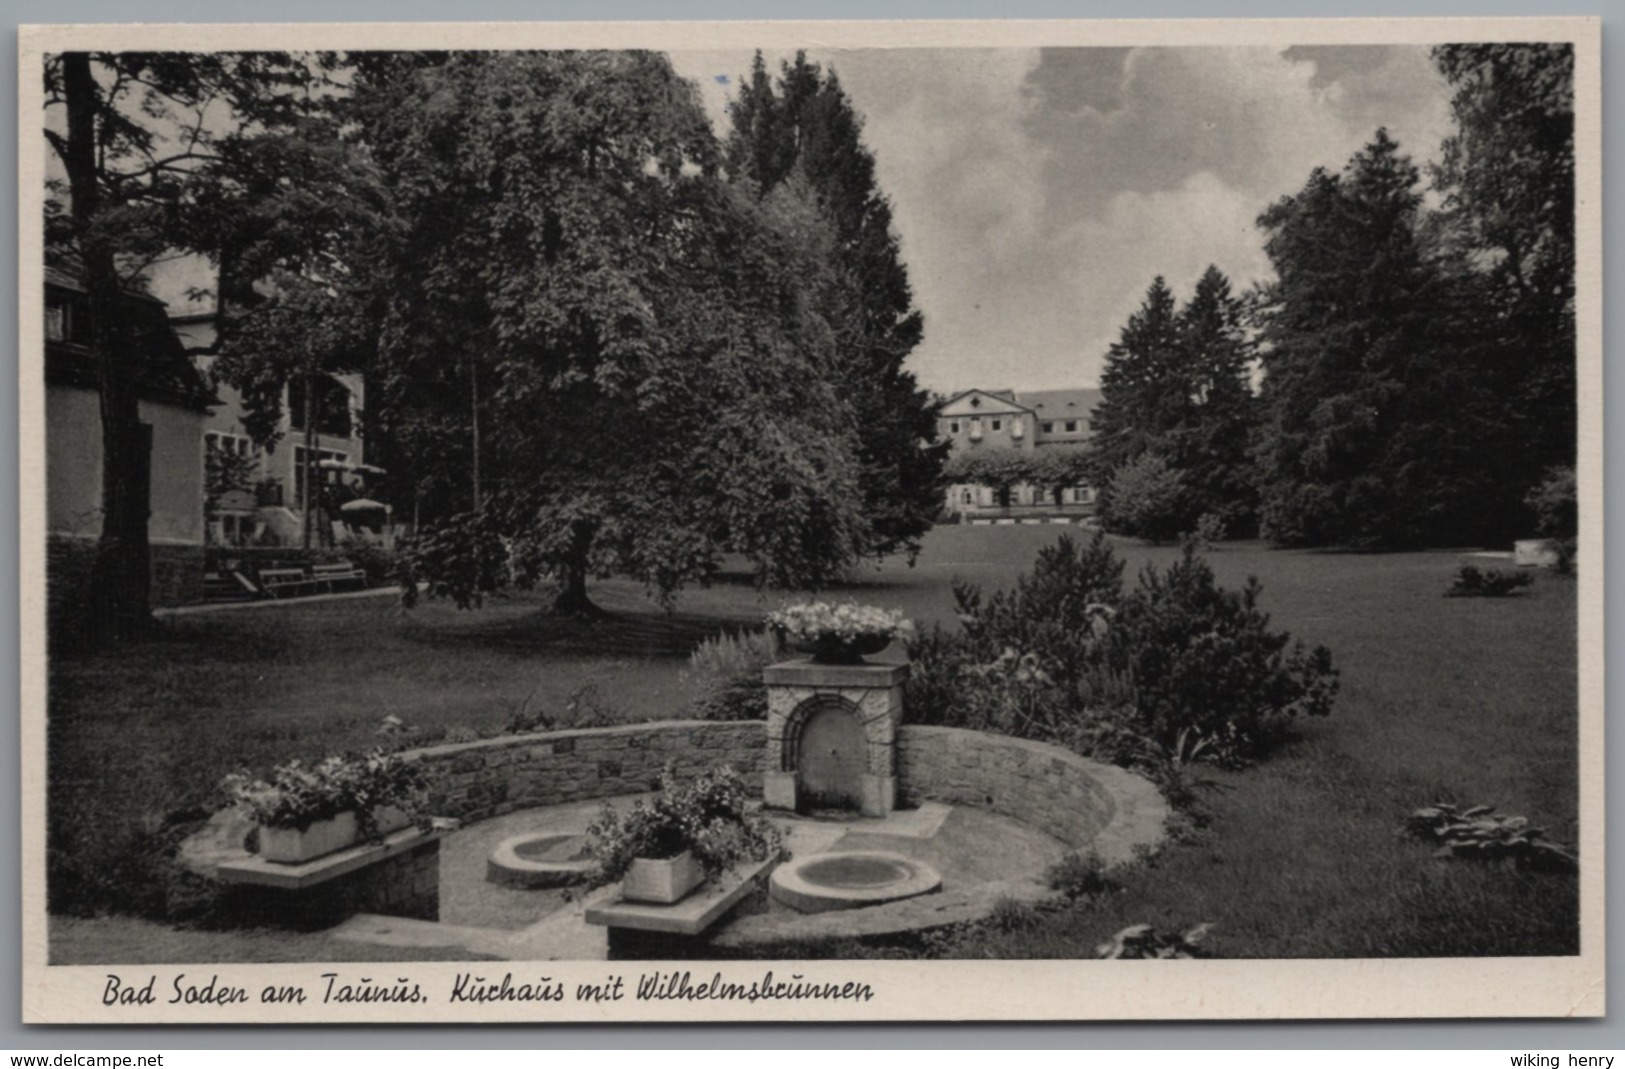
[1104,453,1189,544]
[947,531,1124,690]
[1191,512,1228,550]
[1044,851,1115,901]
[340,540,399,585]
[687,629,780,722]
[1096,922,1213,959]
[907,534,1338,770]
[584,765,786,886]
[221,750,430,838]
[1446,565,1534,598]
[1406,803,1577,872]
[1525,467,1578,576]
[989,896,1041,932]
[1526,466,1577,539]
[1108,544,1338,760]
[397,512,515,609]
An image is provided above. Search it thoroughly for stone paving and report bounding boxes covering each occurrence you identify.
[329,797,1069,960]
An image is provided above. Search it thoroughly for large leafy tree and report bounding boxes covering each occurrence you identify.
[725,51,948,561]
[1430,44,1576,495]
[1252,129,1499,547]
[43,52,322,642]
[352,51,871,613]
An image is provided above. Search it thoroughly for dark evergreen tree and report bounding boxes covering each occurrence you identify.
[1252,129,1500,547]
[1174,265,1258,534]
[1430,44,1576,504]
[725,51,947,561]
[1089,276,1185,530]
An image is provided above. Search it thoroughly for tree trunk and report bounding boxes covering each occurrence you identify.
[65,53,151,645]
[302,367,315,550]
[470,358,482,512]
[550,521,601,617]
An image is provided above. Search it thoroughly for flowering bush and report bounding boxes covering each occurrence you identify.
[584,765,787,886]
[766,601,914,644]
[221,750,430,835]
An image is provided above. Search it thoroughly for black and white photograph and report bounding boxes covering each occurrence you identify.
[19,17,1604,1023]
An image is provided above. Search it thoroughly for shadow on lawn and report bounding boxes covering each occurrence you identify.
[410,604,764,661]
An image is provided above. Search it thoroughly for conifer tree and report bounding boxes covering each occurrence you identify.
[1089,276,1185,529]
[725,51,947,560]
[1175,266,1258,533]
[1252,129,1497,547]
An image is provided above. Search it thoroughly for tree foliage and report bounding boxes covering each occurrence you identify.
[43,51,333,642]
[1091,269,1257,537]
[726,51,948,559]
[351,51,876,612]
[1431,44,1577,509]
[1105,453,1188,545]
[1252,130,1503,547]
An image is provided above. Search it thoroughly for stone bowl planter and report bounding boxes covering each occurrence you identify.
[783,633,893,665]
[622,850,704,904]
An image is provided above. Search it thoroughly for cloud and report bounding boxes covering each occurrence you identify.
[659,46,1455,392]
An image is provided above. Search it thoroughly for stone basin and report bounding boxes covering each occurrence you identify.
[768,850,943,913]
[486,832,596,889]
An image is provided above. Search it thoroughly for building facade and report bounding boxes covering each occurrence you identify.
[937,387,1102,524]
[170,312,383,548]
[45,268,216,618]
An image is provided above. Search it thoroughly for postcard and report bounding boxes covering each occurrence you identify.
[19,16,1604,1023]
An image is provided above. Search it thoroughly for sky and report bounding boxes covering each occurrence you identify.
[668,45,1457,394]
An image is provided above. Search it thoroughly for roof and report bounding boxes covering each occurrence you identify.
[1017,388,1103,422]
[45,269,217,412]
[45,264,166,307]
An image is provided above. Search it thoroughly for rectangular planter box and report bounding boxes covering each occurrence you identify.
[258,807,415,865]
[260,811,359,864]
[622,851,704,904]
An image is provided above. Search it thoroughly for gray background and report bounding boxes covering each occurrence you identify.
[5,0,1619,1048]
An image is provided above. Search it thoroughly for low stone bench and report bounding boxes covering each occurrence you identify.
[214,825,445,928]
[584,859,773,959]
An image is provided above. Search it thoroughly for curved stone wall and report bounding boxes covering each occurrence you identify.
[402,719,1164,866]
[896,725,1167,867]
[403,720,766,823]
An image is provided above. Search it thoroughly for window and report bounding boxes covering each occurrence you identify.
[991,419,1002,432]
[1041,422,1053,434]
[46,301,70,342]
[949,420,960,434]
[288,375,354,439]
[1064,420,1077,433]
[293,446,349,505]
[961,489,973,505]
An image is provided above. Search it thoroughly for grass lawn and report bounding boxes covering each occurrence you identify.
[47,526,1579,957]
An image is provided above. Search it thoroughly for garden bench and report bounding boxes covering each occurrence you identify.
[258,567,318,599]
[203,570,258,602]
[311,561,369,593]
